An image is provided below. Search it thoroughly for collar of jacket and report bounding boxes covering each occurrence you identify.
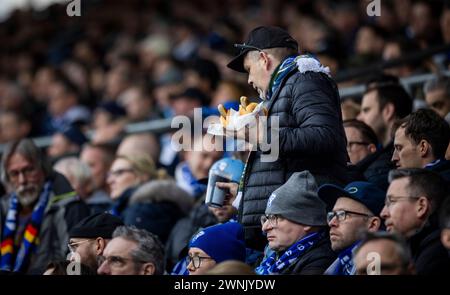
[355,141,394,171]
[408,214,440,256]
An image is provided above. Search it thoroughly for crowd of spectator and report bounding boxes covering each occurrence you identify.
[0,0,450,276]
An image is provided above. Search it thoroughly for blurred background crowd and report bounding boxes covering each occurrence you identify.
[0,0,450,276]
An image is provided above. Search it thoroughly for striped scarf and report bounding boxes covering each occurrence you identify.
[0,181,52,272]
[255,231,324,275]
[266,54,331,101]
[324,241,359,275]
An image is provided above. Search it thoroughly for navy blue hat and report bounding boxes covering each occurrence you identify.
[98,101,127,118]
[317,181,386,216]
[189,222,246,263]
[59,125,88,146]
[170,87,210,105]
[227,26,298,73]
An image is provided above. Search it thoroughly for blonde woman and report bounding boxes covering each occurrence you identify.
[108,154,191,243]
[108,153,166,217]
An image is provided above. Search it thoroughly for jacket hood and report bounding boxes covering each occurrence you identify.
[129,180,194,214]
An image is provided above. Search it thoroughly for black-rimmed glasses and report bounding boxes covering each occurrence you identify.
[186,255,213,269]
[327,210,373,224]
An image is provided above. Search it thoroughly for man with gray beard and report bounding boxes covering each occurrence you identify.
[0,139,90,274]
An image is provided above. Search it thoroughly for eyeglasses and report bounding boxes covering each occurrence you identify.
[107,168,135,178]
[7,165,39,181]
[68,239,91,252]
[260,214,283,227]
[346,141,369,151]
[99,255,142,268]
[327,210,373,224]
[384,195,418,208]
[186,255,213,269]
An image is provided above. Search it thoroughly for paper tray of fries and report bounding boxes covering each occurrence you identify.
[207,96,267,136]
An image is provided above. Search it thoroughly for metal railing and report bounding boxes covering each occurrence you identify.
[338,70,450,99]
[0,118,174,153]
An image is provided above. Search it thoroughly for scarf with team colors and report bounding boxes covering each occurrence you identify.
[266,54,331,101]
[255,231,324,275]
[324,241,359,275]
[0,181,52,272]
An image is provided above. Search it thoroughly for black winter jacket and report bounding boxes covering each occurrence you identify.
[122,180,194,244]
[238,68,349,250]
[281,234,336,275]
[408,217,450,275]
[356,142,394,192]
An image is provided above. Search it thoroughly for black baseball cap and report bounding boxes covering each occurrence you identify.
[227,26,298,73]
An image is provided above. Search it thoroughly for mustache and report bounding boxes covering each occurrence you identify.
[17,184,39,194]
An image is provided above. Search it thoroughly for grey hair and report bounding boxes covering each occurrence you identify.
[53,157,92,187]
[423,75,450,95]
[1,138,51,184]
[356,231,412,271]
[112,225,165,275]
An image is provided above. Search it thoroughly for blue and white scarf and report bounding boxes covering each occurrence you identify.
[171,257,189,275]
[175,162,207,198]
[0,181,52,272]
[255,231,324,275]
[324,241,359,275]
[266,54,331,101]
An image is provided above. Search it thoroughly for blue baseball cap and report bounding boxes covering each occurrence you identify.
[317,181,386,216]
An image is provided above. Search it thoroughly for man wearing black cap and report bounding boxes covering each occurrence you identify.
[318,181,385,275]
[226,26,349,251]
[68,213,124,271]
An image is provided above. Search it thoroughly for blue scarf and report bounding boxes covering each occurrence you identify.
[266,54,330,101]
[266,55,298,101]
[0,181,52,272]
[171,256,189,275]
[255,231,324,275]
[325,242,359,275]
[177,162,207,198]
[109,186,136,217]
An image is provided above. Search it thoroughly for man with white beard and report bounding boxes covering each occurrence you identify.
[0,139,90,274]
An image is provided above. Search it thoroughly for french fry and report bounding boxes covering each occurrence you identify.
[240,96,249,108]
[246,102,258,113]
[218,104,227,117]
[220,116,227,127]
[239,105,247,116]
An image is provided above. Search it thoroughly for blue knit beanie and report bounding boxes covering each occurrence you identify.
[189,222,246,263]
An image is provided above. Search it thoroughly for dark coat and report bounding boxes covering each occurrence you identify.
[425,159,450,183]
[408,217,450,275]
[0,172,90,274]
[239,67,349,251]
[122,180,194,244]
[165,201,218,269]
[280,234,336,275]
[356,142,394,192]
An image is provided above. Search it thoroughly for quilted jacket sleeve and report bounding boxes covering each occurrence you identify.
[277,73,344,156]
